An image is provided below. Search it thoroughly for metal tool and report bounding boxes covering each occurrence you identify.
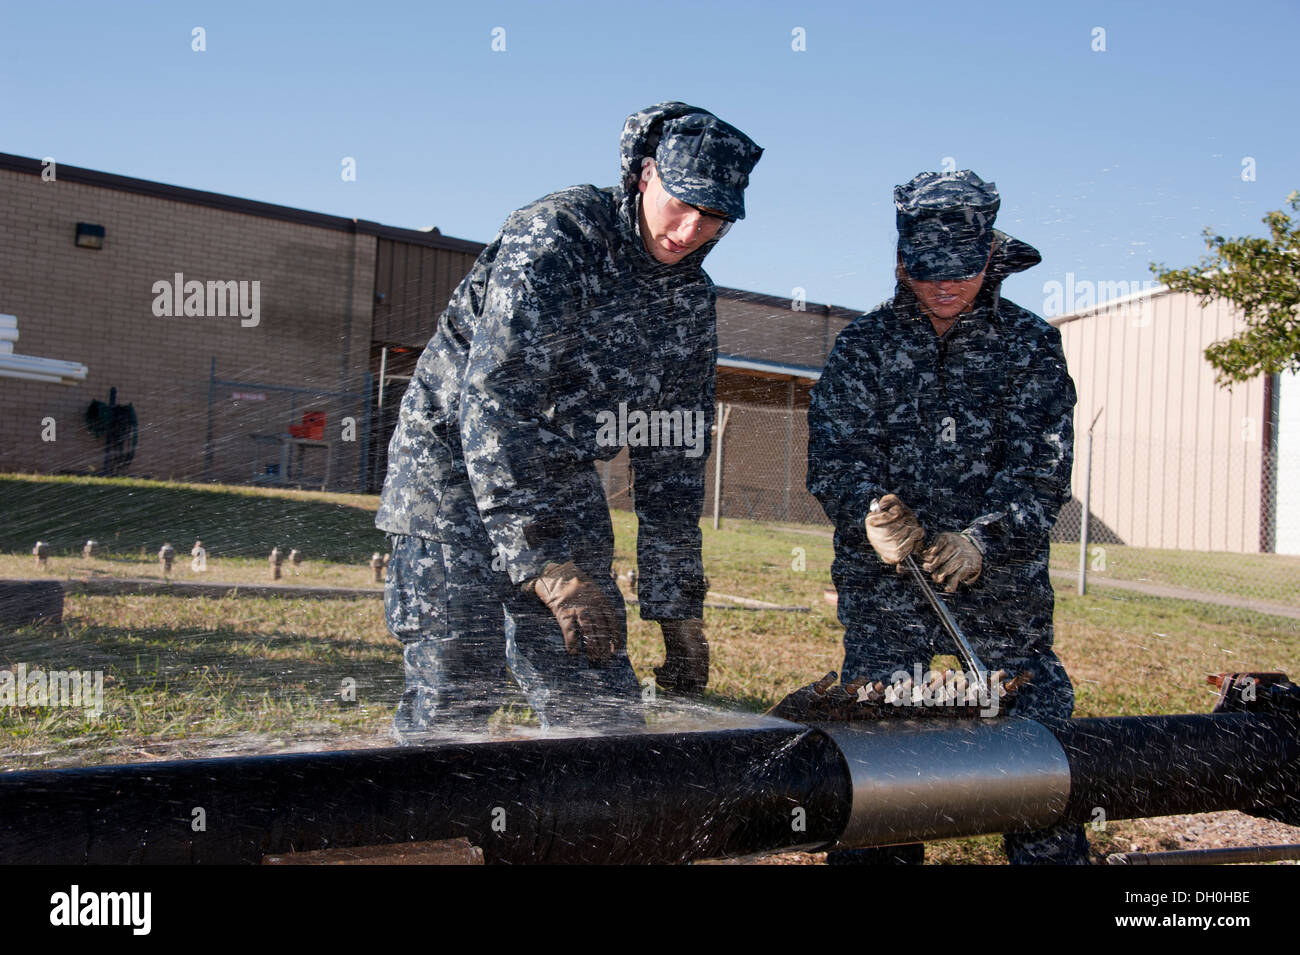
[870,498,990,685]
[901,553,990,685]
[1106,843,1300,865]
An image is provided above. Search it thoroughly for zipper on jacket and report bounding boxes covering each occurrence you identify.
[936,337,949,402]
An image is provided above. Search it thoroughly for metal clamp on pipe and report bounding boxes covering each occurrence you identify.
[815,718,1071,848]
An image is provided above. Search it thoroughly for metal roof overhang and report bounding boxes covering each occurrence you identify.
[716,353,821,381]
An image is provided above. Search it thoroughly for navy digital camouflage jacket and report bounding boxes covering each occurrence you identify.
[808,233,1077,580]
[376,103,730,620]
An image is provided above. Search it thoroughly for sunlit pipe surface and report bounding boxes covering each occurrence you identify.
[0,712,1296,864]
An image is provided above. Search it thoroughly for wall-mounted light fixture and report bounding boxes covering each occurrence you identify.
[75,222,105,250]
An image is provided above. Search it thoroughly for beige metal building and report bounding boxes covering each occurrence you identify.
[1050,287,1291,554]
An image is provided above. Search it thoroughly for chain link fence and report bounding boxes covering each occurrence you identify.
[707,403,825,525]
[204,361,373,492]
[1051,430,1299,618]
[603,404,1300,620]
[601,402,826,527]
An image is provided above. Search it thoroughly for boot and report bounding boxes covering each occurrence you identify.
[654,619,709,694]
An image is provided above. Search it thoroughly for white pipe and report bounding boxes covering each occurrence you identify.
[0,355,88,376]
[9,362,88,378]
[712,402,730,531]
[0,353,86,370]
[1077,407,1104,596]
[0,368,67,384]
[0,354,73,369]
[0,366,87,382]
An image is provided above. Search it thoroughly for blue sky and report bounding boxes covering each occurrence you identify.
[3,0,1297,313]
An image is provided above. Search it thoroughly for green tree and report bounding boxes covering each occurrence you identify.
[1152,190,1300,384]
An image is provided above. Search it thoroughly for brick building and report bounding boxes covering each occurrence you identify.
[0,153,861,522]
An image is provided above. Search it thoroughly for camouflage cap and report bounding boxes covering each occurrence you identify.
[655,112,763,221]
[895,170,1001,281]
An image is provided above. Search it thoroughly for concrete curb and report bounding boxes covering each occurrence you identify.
[1047,569,1300,620]
[10,578,813,612]
[53,577,382,600]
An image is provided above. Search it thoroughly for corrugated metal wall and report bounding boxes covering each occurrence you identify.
[1277,372,1300,555]
[371,238,482,347]
[1055,290,1268,553]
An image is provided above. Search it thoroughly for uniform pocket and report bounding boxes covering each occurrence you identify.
[382,396,471,536]
[384,536,449,642]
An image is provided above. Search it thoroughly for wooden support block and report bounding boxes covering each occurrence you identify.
[262,838,484,866]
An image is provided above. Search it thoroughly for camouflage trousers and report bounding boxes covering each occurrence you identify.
[384,525,642,740]
[835,568,1090,865]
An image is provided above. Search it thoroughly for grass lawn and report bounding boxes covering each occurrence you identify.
[1049,540,1300,607]
[3,474,1298,862]
[0,473,387,563]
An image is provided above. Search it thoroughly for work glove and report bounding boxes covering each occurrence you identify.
[921,532,982,593]
[865,494,925,567]
[530,561,620,665]
[655,619,709,694]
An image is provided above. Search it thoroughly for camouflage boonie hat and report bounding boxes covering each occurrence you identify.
[895,170,1000,281]
[655,112,763,221]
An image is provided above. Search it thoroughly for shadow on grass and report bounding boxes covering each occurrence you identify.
[0,619,404,707]
[697,687,781,716]
[1,475,387,562]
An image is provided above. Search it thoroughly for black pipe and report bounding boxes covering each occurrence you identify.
[1053,714,1300,824]
[0,726,849,865]
[0,711,1296,865]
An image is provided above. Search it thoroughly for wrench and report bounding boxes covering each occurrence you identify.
[870,498,991,685]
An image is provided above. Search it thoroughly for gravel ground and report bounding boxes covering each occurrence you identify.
[714,810,1300,865]
[1101,810,1300,863]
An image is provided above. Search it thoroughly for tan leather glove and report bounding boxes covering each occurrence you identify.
[921,532,983,593]
[865,494,925,567]
[530,561,619,664]
[655,618,709,694]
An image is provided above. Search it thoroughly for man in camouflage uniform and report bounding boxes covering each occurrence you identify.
[806,170,1090,864]
[376,102,762,736]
